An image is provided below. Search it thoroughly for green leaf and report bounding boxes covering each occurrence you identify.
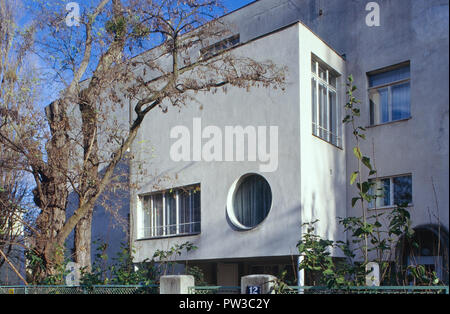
[351,197,360,207]
[353,147,362,160]
[362,156,372,170]
[361,182,371,193]
[350,172,358,185]
[323,269,335,276]
[343,115,351,123]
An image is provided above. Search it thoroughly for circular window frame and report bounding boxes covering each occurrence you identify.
[226,173,273,231]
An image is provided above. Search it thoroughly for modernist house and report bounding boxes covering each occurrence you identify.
[129,0,449,286]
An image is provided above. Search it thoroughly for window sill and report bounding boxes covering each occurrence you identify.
[136,232,201,241]
[311,133,343,150]
[366,117,412,129]
[368,204,413,211]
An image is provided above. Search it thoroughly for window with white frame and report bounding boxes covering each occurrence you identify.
[200,34,240,59]
[311,56,341,147]
[369,174,412,209]
[138,184,200,239]
[368,62,411,125]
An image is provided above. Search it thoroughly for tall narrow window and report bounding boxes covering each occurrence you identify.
[311,56,341,147]
[139,184,201,239]
[369,62,411,125]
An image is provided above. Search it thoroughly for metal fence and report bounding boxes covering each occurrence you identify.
[188,286,241,294]
[0,285,159,294]
[277,286,449,294]
[188,285,449,294]
[2,285,448,294]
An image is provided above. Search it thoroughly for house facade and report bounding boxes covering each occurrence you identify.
[129,0,449,285]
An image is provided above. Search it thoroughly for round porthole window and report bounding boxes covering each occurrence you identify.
[227,174,272,230]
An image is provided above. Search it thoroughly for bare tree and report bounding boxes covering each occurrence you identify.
[0,0,286,281]
[0,0,42,284]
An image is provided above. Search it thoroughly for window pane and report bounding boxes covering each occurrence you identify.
[392,82,410,121]
[165,191,177,235]
[319,83,327,138]
[202,35,240,58]
[233,175,272,228]
[179,190,190,234]
[318,65,327,81]
[311,60,316,73]
[329,90,337,145]
[393,176,412,205]
[329,73,337,88]
[142,197,151,238]
[369,87,389,124]
[177,186,201,235]
[312,78,317,135]
[369,65,410,87]
[153,194,163,236]
[192,190,201,233]
[373,179,390,207]
[382,179,391,206]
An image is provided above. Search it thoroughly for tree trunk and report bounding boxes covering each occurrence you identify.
[73,98,99,271]
[74,208,94,271]
[29,99,70,282]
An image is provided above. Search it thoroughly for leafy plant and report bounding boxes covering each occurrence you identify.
[272,270,295,294]
[187,266,208,286]
[26,245,69,285]
[152,241,197,276]
[78,240,197,286]
[297,220,337,286]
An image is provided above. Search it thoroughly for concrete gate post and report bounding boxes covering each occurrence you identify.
[241,274,277,294]
[160,275,195,294]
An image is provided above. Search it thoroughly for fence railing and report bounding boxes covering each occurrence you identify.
[0,285,159,294]
[188,286,241,294]
[2,284,448,294]
[277,286,449,294]
[188,285,449,294]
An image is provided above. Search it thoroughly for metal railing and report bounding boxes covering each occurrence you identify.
[188,286,241,294]
[0,285,159,294]
[276,286,449,294]
[140,221,201,239]
[3,284,447,294]
[188,285,449,294]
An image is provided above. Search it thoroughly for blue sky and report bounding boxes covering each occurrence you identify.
[21,0,257,106]
[222,0,255,12]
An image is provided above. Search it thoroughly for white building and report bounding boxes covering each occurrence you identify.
[129,0,449,285]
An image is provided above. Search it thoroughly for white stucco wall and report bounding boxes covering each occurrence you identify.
[128,0,448,264]
[130,23,348,263]
[298,24,347,251]
[225,0,449,249]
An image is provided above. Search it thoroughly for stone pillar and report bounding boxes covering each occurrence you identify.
[365,262,381,286]
[241,274,277,294]
[160,275,195,294]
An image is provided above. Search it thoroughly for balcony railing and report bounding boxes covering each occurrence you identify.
[139,221,200,239]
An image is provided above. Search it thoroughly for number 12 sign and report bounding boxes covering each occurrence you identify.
[247,286,261,294]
